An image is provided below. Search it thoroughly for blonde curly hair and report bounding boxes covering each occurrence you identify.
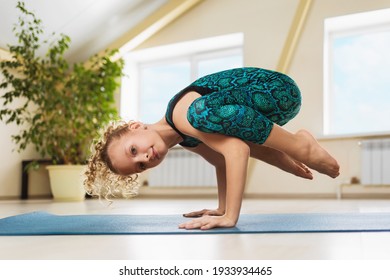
[84,120,139,200]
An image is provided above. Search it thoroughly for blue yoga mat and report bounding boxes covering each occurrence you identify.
[1,211,390,235]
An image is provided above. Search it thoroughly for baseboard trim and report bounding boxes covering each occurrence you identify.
[243,193,337,199]
[340,184,390,199]
[2,189,390,200]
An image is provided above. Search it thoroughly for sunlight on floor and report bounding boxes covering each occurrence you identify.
[1,198,390,260]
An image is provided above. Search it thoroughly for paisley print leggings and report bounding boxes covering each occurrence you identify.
[187,67,302,144]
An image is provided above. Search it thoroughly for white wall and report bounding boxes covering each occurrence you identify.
[0,49,50,199]
[138,0,300,70]
[276,0,390,196]
[2,0,390,198]
[134,0,390,197]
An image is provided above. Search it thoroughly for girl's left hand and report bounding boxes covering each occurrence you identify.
[183,208,225,218]
[178,215,236,230]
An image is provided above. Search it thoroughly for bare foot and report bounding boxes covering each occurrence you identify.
[295,130,340,178]
[293,160,314,180]
[272,152,314,179]
[249,143,313,180]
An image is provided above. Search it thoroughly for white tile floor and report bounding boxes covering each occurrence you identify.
[1,198,390,260]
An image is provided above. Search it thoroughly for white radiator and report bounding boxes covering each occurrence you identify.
[148,147,217,187]
[361,139,390,185]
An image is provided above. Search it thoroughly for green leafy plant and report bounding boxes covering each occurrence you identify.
[0,2,124,164]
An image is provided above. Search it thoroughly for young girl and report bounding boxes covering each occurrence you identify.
[84,67,340,230]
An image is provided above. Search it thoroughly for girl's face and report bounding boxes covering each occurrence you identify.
[107,123,168,175]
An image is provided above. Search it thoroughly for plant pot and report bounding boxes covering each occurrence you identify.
[46,165,86,201]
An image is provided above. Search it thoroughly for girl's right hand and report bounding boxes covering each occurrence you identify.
[183,208,225,218]
[179,215,236,230]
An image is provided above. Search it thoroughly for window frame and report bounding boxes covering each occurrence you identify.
[323,8,390,137]
[120,33,244,121]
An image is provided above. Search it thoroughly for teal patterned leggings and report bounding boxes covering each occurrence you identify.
[187,68,302,144]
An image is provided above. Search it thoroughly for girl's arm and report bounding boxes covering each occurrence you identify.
[179,133,250,230]
[173,91,250,229]
[183,144,226,217]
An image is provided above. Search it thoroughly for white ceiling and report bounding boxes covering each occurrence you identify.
[0,0,168,62]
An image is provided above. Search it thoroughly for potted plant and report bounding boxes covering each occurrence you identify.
[0,2,124,200]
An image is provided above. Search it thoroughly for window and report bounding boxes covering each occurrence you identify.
[138,61,191,123]
[324,9,390,136]
[120,33,243,122]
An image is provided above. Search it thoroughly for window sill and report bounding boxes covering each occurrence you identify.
[318,131,390,142]
[138,186,217,198]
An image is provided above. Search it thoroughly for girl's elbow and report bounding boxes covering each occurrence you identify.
[225,139,250,159]
[236,139,250,155]
[241,142,250,156]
